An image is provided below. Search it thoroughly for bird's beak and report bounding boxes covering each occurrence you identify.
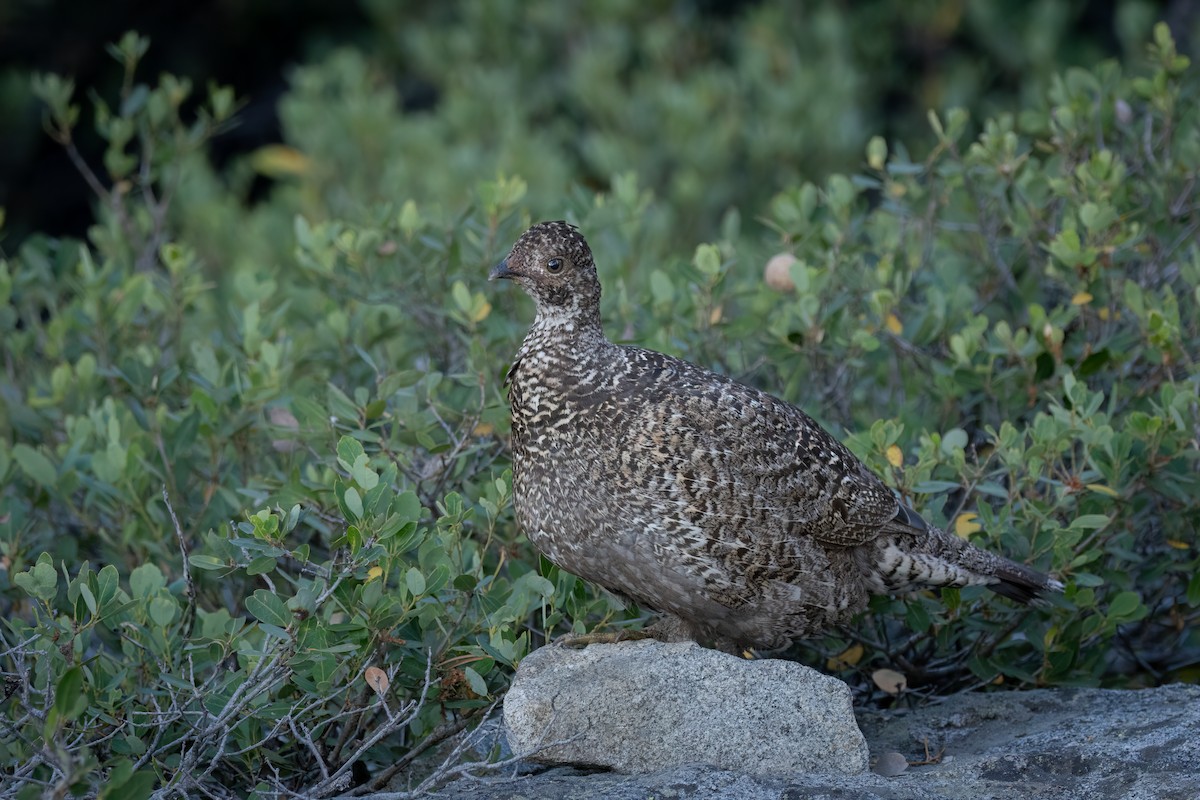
[489,258,515,281]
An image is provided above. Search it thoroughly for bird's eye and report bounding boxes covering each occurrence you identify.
[546,258,563,273]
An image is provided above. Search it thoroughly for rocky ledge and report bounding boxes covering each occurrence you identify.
[434,641,1200,800]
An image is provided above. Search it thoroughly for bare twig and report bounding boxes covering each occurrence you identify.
[302,651,436,797]
[163,487,197,636]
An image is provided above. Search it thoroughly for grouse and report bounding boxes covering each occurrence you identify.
[491,220,1061,650]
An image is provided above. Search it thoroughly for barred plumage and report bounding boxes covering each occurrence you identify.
[491,221,1061,650]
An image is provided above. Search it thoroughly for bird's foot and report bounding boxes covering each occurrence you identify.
[553,628,653,648]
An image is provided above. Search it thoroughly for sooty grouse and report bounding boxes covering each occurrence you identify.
[491,221,1061,650]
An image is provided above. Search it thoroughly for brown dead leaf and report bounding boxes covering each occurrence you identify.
[872,668,907,695]
[268,407,301,453]
[364,666,389,697]
[763,253,798,292]
[268,407,299,429]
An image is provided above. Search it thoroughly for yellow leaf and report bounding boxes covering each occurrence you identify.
[867,135,888,170]
[885,312,903,335]
[1071,291,1094,305]
[885,445,903,468]
[364,666,389,696]
[1097,307,1110,320]
[954,513,982,538]
[470,299,492,323]
[1166,539,1190,550]
[249,144,312,177]
[827,643,865,671]
[871,668,907,695]
[1086,483,1119,497]
[1043,625,1058,649]
[367,566,383,582]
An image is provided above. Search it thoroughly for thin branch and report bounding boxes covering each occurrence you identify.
[163,487,197,637]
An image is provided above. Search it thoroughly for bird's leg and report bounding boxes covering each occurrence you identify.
[553,614,741,651]
[553,614,691,648]
[552,628,654,648]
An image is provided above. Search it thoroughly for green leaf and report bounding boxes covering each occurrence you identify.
[866,135,888,169]
[692,243,721,277]
[14,555,58,601]
[1187,572,1200,607]
[398,199,423,238]
[284,504,301,532]
[344,487,363,520]
[912,480,962,494]
[246,556,278,576]
[188,554,228,571]
[337,435,366,471]
[405,567,426,597]
[96,564,119,606]
[258,623,292,640]
[99,759,155,800]
[12,444,57,488]
[424,563,451,594]
[649,269,674,305]
[941,428,968,453]
[1047,228,1095,268]
[527,574,555,600]
[1069,515,1110,531]
[79,583,98,616]
[1079,201,1116,232]
[1107,591,1141,619]
[53,666,87,723]
[130,564,165,598]
[395,490,421,522]
[463,665,489,697]
[345,524,363,553]
[199,609,234,639]
[246,589,291,629]
[148,594,178,627]
[905,601,932,632]
[451,280,473,314]
[351,454,379,489]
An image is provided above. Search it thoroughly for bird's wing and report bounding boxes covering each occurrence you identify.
[615,347,912,549]
[776,412,908,548]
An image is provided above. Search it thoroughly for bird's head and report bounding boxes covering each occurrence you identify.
[490,221,602,323]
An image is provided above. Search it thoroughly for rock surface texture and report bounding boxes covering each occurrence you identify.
[502,640,868,775]
[491,221,1060,651]
[446,664,1200,800]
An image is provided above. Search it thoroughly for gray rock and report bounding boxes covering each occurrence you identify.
[503,640,869,776]
[433,682,1200,800]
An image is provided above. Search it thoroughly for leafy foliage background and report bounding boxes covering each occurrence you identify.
[1,4,1198,798]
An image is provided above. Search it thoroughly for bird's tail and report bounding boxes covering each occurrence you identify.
[987,559,1064,603]
[860,526,1063,603]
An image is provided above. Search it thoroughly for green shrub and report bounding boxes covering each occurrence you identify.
[1,20,1197,799]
